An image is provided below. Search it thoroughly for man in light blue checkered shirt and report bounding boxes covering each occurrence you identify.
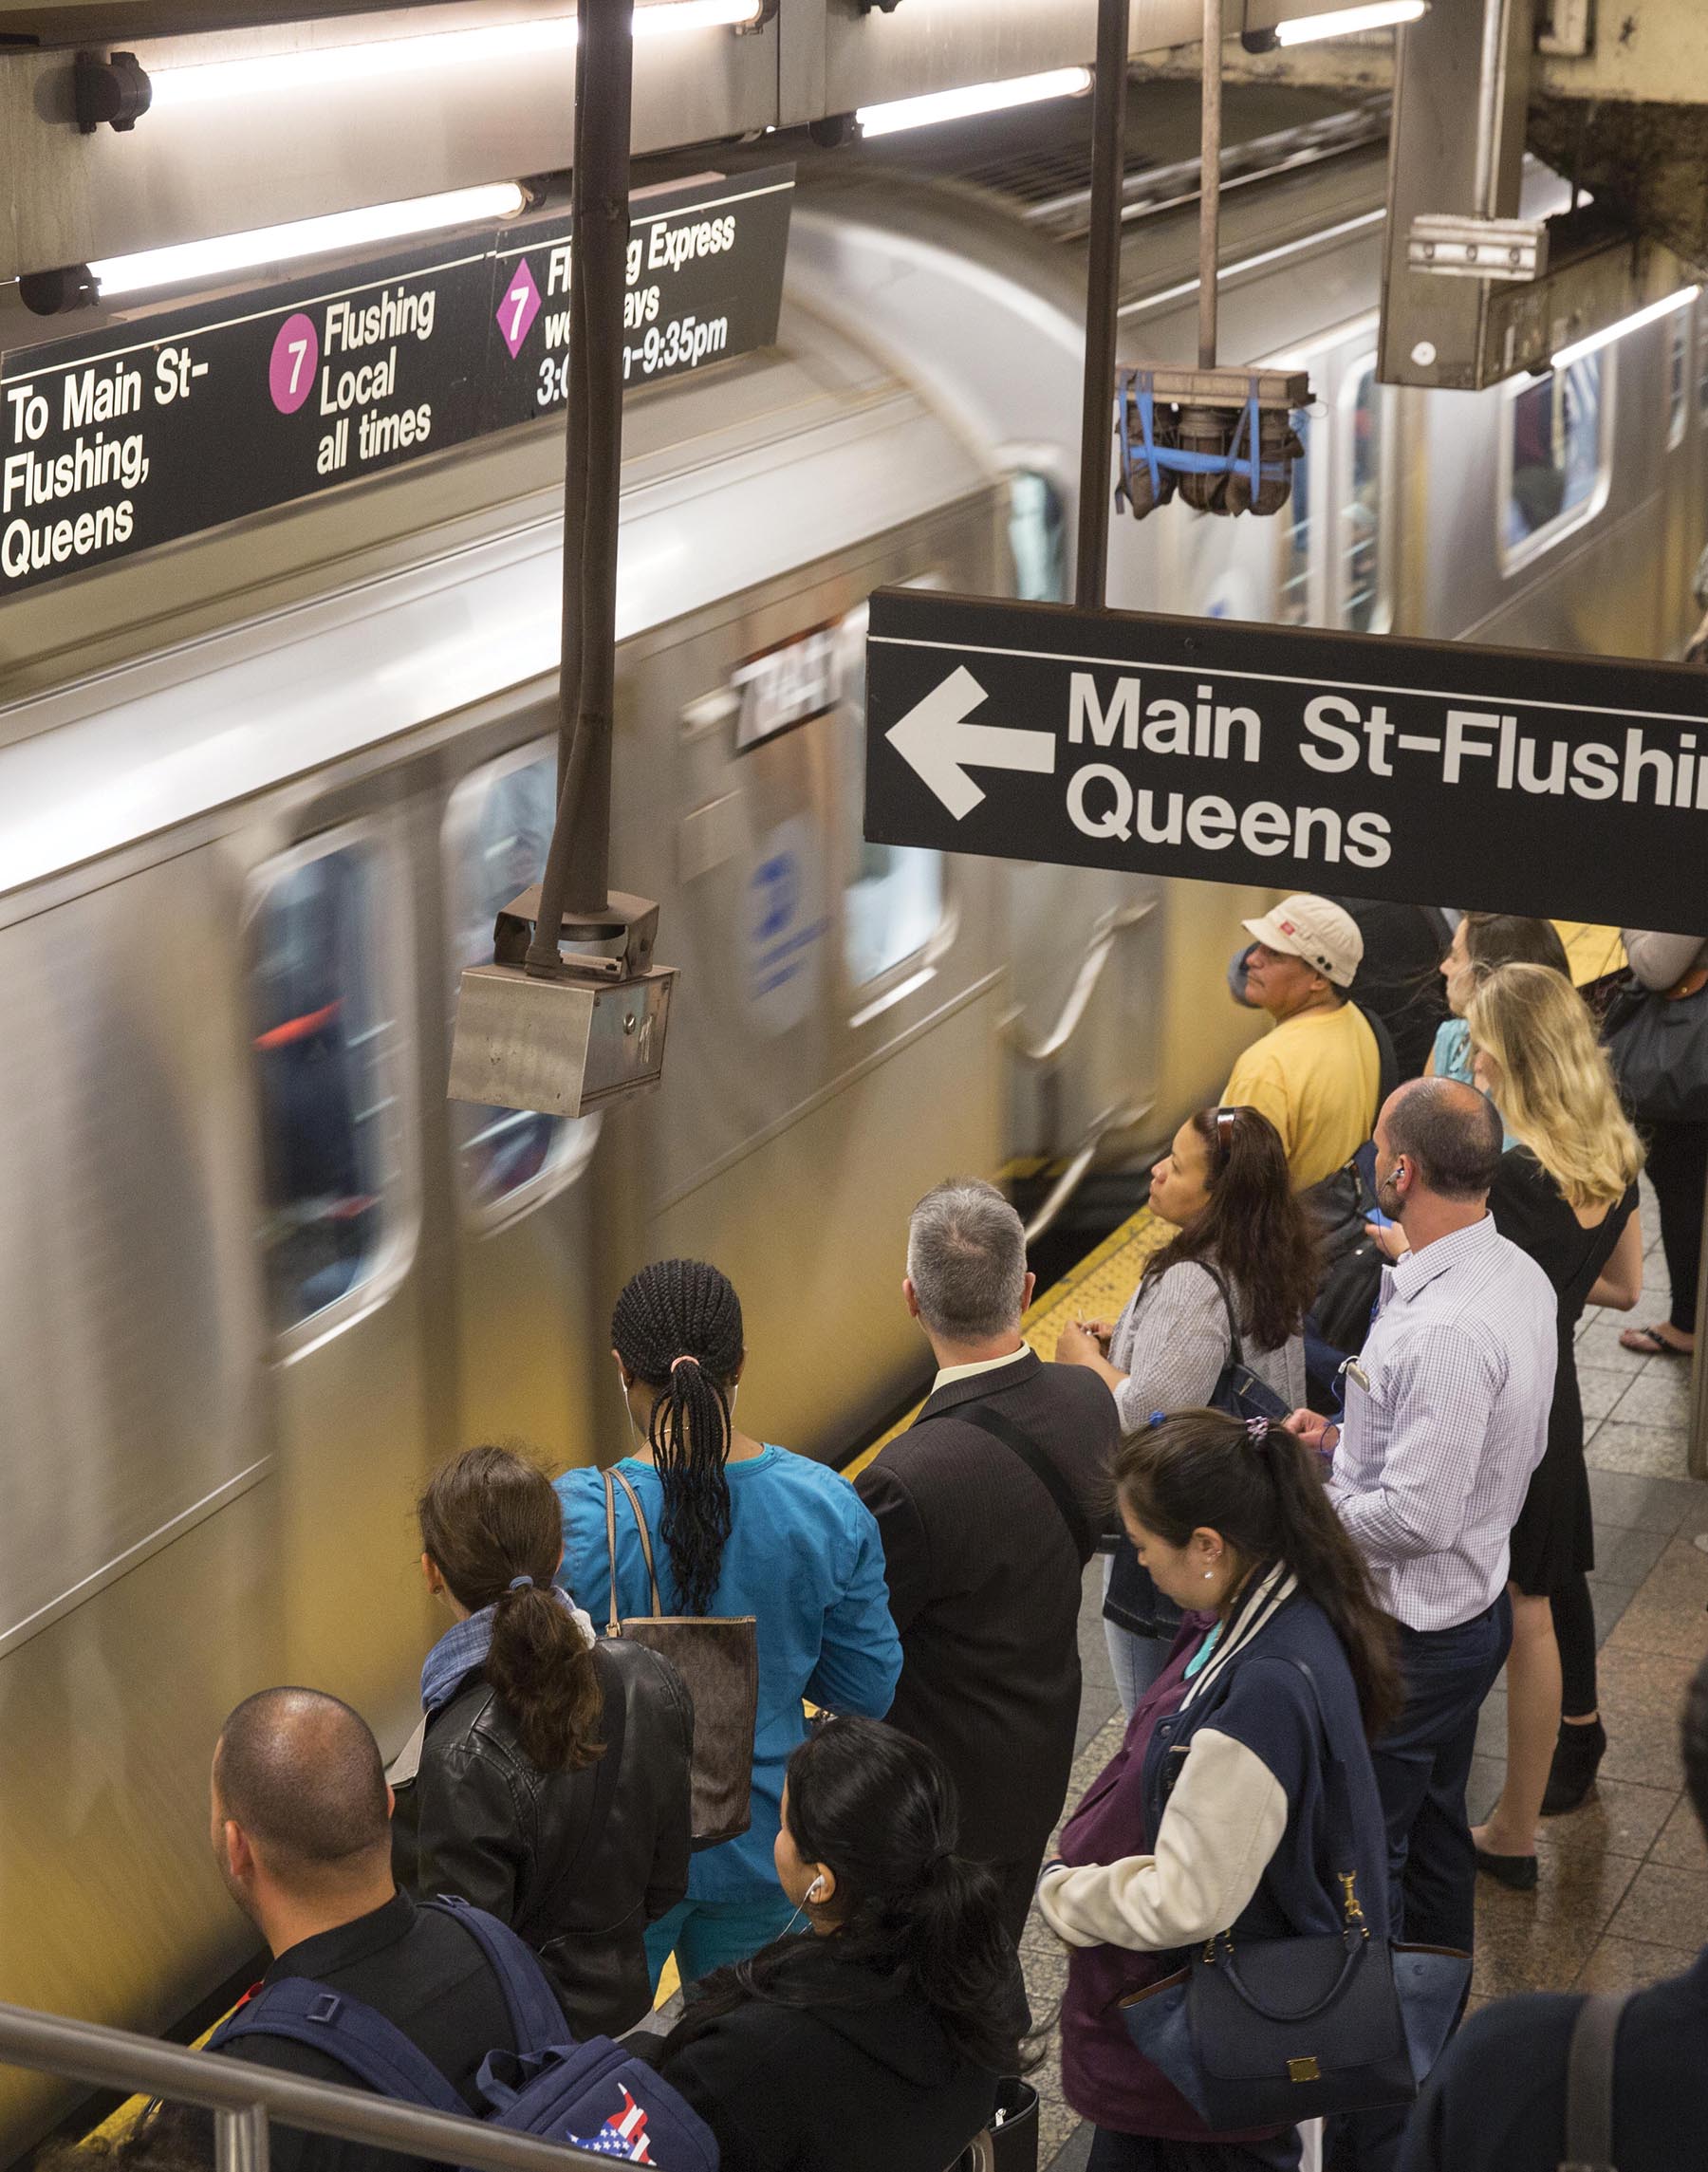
[1290,1079,1555,2168]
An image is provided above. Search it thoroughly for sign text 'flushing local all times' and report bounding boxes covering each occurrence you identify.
[0,166,792,595]
[862,589,1708,935]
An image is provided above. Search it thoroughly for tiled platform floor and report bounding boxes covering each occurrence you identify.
[1027,1183,1708,2168]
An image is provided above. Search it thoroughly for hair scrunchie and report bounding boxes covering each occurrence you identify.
[507,1574,535,1591]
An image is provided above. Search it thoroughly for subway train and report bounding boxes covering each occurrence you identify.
[1,77,1703,2156]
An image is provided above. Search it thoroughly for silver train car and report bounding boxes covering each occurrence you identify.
[1,80,1701,2156]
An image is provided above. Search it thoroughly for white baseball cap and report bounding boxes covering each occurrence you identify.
[1241,895,1364,990]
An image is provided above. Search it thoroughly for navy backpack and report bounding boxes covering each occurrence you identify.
[208,1896,716,2170]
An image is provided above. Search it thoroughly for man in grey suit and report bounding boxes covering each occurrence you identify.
[856,1179,1118,1944]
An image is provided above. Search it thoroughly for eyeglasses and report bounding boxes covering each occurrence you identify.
[1213,1107,1239,1167]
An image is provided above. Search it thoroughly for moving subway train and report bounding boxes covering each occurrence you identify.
[1,78,1704,2155]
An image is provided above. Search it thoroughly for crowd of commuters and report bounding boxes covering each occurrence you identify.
[78,894,1708,2172]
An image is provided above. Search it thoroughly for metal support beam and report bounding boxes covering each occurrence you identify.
[1075,0,1129,610]
[1198,0,1222,370]
[529,0,634,965]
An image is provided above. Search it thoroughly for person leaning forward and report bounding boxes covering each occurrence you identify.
[856,1179,1118,1947]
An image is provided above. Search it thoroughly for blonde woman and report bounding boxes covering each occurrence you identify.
[1465,965,1643,1876]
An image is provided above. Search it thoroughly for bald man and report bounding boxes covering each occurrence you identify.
[1288,1081,1556,2172]
[207,1688,569,2172]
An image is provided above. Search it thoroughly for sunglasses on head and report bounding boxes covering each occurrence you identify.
[1213,1107,1238,1167]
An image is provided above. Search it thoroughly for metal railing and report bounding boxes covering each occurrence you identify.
[0,2001,620,2172]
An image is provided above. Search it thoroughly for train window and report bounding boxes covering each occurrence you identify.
[836,603,945,992]
[250,835,401,1337]
[1502,355,1608,563]
[1008,471,1068,603]
[1669,311,1691,450]
[445,747,592,1216]
[1277,410,1313,625]
[1339,359,1384,633]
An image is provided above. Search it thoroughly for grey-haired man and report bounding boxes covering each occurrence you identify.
[857,1179,1118,1944]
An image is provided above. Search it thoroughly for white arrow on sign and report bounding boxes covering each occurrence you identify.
[884,664,1057,820]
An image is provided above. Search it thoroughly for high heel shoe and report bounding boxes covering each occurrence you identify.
[1542,1718,1606,1817]
[1475,1847,1539,1891]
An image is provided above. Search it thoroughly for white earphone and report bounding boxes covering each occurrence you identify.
[805,1875,827,1903]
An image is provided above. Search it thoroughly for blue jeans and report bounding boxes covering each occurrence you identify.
[1102,1556,1176,1717]
[642,1892,800,1994]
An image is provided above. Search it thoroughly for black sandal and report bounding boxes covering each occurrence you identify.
[1619,1324,1694,1359]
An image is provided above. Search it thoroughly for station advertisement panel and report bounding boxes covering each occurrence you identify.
[863,585,1708,933]
[0,165,793,597]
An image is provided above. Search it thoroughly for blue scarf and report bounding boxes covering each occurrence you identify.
[419,1588,597,1715]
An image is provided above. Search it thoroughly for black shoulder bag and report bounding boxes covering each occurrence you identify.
[922,1397,1094,1565]
[1117,1658,1470,2128]
[1557,1991,1628,2172]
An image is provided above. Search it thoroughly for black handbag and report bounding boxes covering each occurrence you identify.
[1605,964,1708,1125]
[1119,1658,1470,2128]
[1104,1269,1290,1640]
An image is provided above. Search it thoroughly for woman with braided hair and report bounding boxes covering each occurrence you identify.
[556,1257,901,1994]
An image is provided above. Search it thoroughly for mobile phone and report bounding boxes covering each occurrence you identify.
[1367,1208,1395,1231]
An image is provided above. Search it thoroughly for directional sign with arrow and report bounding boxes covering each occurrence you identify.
[885,664,1057,819]
[862,585,1708,933]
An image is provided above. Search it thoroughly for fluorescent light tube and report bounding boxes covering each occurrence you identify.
[1550,286,1700,371]
[856,66,1092,139]
[1272,1,1427,45]
[148,3,762,109]
[90,182,528,299]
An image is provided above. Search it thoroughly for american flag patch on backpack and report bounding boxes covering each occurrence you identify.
[569,2084,656,2163]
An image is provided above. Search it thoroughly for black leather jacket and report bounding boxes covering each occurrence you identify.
[392,1638,693,2039]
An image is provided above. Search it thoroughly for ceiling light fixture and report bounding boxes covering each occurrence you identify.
[1270,1,1427,46]
[147,2,763,110]
[89,181,528,299]
[1550,285,1700,372]
[856,65,1093,139]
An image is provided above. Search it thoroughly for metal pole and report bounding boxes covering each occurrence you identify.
[215,2104,270,2172]
[527,0,635,970]
[1074,0,1129,610]
[1689,1160,1708,1480]
[1198,0,1222,370]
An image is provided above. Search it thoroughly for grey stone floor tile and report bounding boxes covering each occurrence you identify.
[1587,1467,1706,1534]
[1046,2122,1093,2171]
[1577,1319,1658,1375]
[1589,1520,1673,1585]
[1586,1420,1694,1480]
[1611,1364,1694,1429]
[1579,1366,1635,1423]
[1587,1577,1638,1645]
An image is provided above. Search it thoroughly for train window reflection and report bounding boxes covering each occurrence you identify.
[1278,410,1312,625]
[251,838,398,1336]
[1503,356,1606,559]
[445,749,585,1215]
[837,603,945,991]
[1009,471,1068,603]
[1339,359,1383,633]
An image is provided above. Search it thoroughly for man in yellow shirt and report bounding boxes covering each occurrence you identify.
[1222,894,1380,1188]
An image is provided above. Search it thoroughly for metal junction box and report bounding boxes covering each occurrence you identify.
[447,962,677,1118]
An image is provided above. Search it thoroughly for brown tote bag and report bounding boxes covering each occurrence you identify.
[603,1465,758,1850]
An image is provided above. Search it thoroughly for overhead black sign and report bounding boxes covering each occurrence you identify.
[0,166,792,597]
[863,588,1708,933]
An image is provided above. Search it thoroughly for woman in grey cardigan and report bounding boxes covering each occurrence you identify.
[1617,928,1708,1363]
[1057,1105,1318,1711]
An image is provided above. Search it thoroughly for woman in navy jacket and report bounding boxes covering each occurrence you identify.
[1039,1409,1403,2172]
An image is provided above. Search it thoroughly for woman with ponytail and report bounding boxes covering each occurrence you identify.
[647,1717,1030,2172]
[394,1444,695,2038]
[1038,1410,1401,2171]
[556,1259,901,1994]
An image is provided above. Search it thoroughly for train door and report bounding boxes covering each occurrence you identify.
[439,737,603,1465]
[245,799,435,1744]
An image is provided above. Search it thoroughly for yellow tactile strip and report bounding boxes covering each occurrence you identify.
[842,1204,1165,1482]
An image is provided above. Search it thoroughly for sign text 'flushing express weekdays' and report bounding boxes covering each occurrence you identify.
[863,588,1708,933]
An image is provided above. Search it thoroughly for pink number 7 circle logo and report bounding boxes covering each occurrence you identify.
[269,313,320,415]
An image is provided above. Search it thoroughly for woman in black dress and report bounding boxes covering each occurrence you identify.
[1463,965,1644,1884]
